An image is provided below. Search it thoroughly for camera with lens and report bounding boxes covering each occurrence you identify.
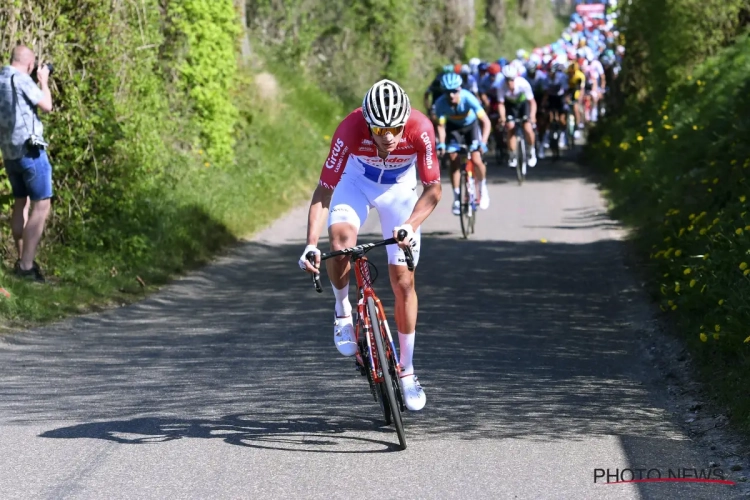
[30,62,54,83]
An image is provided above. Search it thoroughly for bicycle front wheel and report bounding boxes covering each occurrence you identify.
[459,170,471,239]
[516,132,526,185]
[367,296,406,450]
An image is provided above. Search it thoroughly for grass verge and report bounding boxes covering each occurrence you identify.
[587,31,750,434]
[0,66,348,327]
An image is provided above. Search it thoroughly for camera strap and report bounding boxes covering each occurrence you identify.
[10,73,36,140]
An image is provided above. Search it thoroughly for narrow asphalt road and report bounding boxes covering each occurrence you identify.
[0,153,747,500]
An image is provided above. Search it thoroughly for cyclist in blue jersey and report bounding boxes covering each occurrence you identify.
[433,72,492,214]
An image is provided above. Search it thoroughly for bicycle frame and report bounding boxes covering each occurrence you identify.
[352,256,400,385]
[308,235,414,386]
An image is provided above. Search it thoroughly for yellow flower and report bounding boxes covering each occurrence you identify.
[744,336,750,343]
[667,300,674,306]
[719,299,724,305]
[675,249,682,256]
[741,195,747,203]
[713,218,720,225]
[692,125,698,130]
[700,333,708,342]
[699,228,707,235]
[647,120,653,126]
[674,283,681,293]
[703,253,709,260]
[745,269,750,276]
[687,225,694,231]
[683,268,691,275]
[671,305,678,310]
[619,142,630,151]
[713,178,719,184]
[745,225,750,231]
[648,128,654,133]
[663,115,669,121]
[715,324,721,332]
[204,162,210,167]
[637,135,644,142]
[614,168,619,173]
[740,262,748,270]
[197,149,203,155]
[689,214,696,220]
[689,279,696,287]
[323,135,331,140]
[736,228,744,235]
[713,333,720,340]
[673,134,679,140]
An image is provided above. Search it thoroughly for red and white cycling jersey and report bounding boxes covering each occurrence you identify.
[319,108,440,189]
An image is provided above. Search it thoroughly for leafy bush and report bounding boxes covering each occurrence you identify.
[589,26,750,431]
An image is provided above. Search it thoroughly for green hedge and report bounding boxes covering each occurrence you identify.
[589,0,750,431]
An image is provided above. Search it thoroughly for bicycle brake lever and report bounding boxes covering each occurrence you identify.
[306,251,323,293]
[396,230,415,272]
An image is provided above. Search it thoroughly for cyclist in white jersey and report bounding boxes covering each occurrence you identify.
[497,65,538,168]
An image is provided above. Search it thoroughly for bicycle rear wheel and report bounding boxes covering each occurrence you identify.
[459,169,471,239]
[367,296,406,450]
[516,132,526,185]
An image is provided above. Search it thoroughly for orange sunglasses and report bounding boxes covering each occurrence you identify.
[370,125,404,136]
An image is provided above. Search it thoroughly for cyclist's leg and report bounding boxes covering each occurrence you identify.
[466,121,485,183]
[521,102,535,147]
[445,127,462,214]
[373,183,426,410]
[326,173,368,309]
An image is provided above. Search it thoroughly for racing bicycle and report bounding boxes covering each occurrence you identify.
[455,145,478,239]
[306,231,414,450]
[506,113,530,185]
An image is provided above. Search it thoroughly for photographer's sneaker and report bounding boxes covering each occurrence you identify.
[333,314,357,357]
[399,373,426,411]
[14,260,45,283]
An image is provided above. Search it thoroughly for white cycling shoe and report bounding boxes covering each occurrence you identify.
[399,373,426,411]
[479,183,490,210]
[452,199,461,215]
[333,315,357,357]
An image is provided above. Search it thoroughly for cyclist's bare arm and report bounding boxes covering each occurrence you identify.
[437,121,447,148]
[403,183,441,232]
[529,99,537,122]
[306,184,333,247]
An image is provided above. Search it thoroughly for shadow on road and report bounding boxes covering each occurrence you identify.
[2,231,681,449]
[39,414,400,453]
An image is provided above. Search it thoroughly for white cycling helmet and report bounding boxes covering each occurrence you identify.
[469,57,481,71]
[362,79,411,128]
[502,64,518,79]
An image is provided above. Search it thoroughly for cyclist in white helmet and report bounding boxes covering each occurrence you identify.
[299,79,441,411]
[497,64,538,169]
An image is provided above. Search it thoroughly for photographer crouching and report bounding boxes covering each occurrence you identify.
[0,45,53,282]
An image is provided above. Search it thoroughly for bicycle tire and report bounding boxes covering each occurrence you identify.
[517,130,526,185]
[368,296,406,450]
[550,122,560,161]
[469,173,477,234]
[459,169,470,239]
